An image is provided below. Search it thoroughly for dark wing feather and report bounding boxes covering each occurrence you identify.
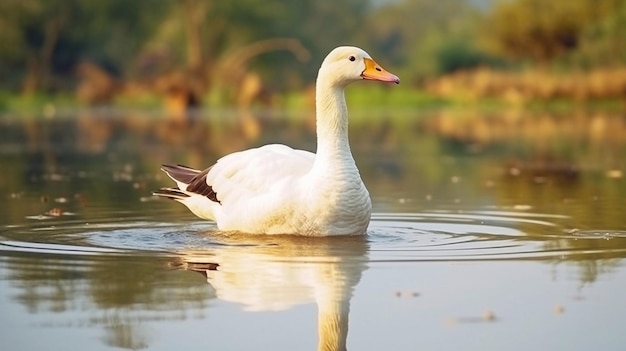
[161,164,201,184]
[161,164,220,204]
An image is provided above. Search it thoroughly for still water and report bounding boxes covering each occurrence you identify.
[1,109,625,350]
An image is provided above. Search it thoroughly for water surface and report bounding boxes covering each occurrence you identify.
[1,110,625,350]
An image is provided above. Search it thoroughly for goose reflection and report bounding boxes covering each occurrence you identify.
[174,234,369,351]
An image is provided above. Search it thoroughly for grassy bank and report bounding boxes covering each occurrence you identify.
[1,86,624,118]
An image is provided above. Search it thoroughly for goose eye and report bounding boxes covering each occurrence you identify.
[349,56,356,62]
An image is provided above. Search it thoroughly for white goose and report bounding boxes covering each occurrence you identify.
[154,46,399,236]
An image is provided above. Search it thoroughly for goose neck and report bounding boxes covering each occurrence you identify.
[314,81,351,160]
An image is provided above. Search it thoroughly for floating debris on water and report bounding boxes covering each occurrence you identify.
[395,290,420,298]
[140,196,160,202]
[606,169,622,179]
[113,171,133,182]
[509,167,521,176]
[554,304,565,314]
[45,173,65,182]
[25,215,53,221]
[446,310,498,327]
[47,208,64,217]
[482,310,496,321]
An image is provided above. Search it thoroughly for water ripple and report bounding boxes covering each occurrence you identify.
[1,210,626,262]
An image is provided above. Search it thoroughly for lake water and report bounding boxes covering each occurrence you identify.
[1,109,625,350]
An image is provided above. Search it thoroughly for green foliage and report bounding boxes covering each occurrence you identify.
[0,0,624,99]
[345,85,450,111]
[435,38,504,74]
[0,0,169,91]
[357,0,484,80]
[0,91,76,116]
[0,0,370,93]
[569,1,626,68]
[484,0,625,63]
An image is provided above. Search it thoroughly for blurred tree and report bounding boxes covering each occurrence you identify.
[2,0,623,100]
[0,0,71,93]
[0,0,168,93]
[572,1,626,67]
[484,0,623,63]
[163,0,368,88]
[435,37,502,74]
[357,0,487,83]
[130,0,370,107]
[0,0,369,98]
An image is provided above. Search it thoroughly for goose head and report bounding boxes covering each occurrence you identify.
[318,46,400,87]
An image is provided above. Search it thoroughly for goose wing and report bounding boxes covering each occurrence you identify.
[184,144,314,206]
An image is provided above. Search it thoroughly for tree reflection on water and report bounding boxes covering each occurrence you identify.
[0,109,625,349]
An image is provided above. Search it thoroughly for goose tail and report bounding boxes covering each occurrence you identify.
[152,187,190,201]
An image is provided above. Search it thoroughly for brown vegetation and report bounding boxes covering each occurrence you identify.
[72,38,310,118]
[423,110,626,146]
[425,67,626,103]
[75,62,121,105]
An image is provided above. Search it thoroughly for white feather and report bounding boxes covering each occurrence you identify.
[156,46,399,236]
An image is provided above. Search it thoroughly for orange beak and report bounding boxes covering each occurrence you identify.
[361,58,400,84]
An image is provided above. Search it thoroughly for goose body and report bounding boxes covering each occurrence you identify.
[154,46,399,236]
